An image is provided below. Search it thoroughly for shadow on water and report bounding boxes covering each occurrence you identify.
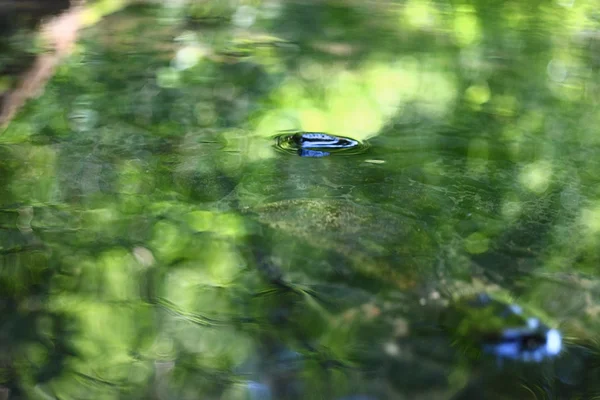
[1,0,600,399]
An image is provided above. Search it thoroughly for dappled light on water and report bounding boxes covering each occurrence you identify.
[1,0,600,399]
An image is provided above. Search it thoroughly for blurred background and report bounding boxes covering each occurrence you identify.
[1,0,600,399]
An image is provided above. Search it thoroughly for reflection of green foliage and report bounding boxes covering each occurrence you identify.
[1,0,600,399]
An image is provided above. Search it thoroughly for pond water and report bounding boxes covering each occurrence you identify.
[1,1,600,399]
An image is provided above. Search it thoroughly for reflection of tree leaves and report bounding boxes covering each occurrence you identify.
[154,297,239,327]
[1,1,600,399]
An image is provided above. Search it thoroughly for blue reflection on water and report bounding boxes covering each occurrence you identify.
[297,148,331,157]
[246,381,272,400]
[471,293,563,363]
[482,320,562,363]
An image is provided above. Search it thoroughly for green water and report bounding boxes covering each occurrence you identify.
[1,1,600,399]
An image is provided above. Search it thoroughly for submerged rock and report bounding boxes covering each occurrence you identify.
[246,198,436,289]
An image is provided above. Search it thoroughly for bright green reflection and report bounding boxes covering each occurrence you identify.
[1,1,600,399]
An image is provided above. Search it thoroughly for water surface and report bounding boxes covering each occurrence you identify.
[1,1,600,399]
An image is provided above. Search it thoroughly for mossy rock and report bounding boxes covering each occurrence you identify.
[246,198,437,289]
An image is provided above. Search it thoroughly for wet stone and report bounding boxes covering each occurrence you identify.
[273,131,367,157]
